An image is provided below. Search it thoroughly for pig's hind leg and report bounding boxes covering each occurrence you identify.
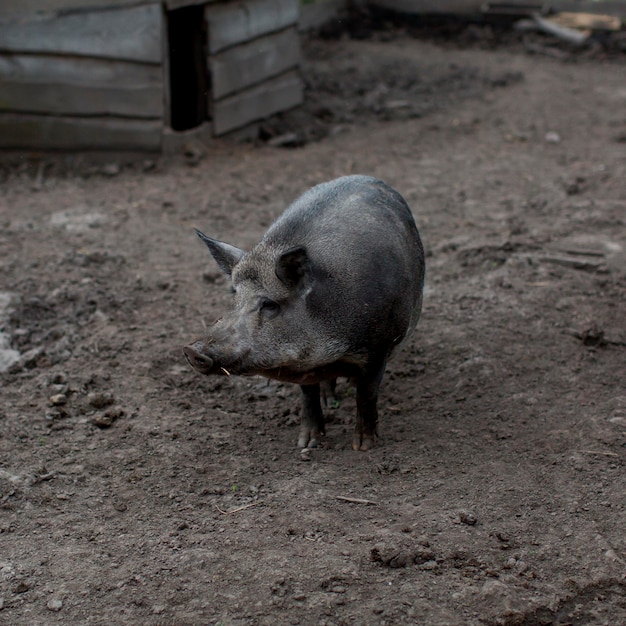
[298,383,325,448]
[353,358,387,451]
[320,379,338,407]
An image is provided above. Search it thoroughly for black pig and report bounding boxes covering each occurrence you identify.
[184,175,424,450]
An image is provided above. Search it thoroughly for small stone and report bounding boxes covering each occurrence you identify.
[300,448,312,462]
[545,131,561,143]
[47,598,63,611]
[267,132,300,148]
[152,605,166,615]
[49,393,67,406]
[101,163,120,177]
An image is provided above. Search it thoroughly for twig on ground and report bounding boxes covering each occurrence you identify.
[336,496,378,506]
[583,450,619,457]
[216,501,263,515]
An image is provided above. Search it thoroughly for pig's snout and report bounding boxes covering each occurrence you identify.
[184,343,214,374]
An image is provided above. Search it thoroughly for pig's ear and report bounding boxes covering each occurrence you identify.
[276,246,310,289]
[195,229,244,276]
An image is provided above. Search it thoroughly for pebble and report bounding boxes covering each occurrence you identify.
[47,598,63,612]
[49,393,67,406]
[101,163,120,177]
[545,131,561,143]
[300,448,312,462]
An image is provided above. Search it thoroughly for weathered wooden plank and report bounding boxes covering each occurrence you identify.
[0,55,163,117]
[210,28,300,100]
[211,70,303,136]
[206,0,299,54]
[0,113,162,151]
[165,0,222,10]
[0,4,162,63]
[0,0,144,21]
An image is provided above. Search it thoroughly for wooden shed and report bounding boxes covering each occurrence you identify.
[0,0,305,152]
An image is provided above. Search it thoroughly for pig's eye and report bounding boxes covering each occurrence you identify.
[259,297,280,317]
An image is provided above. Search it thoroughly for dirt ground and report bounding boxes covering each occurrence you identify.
[1,23,625,626]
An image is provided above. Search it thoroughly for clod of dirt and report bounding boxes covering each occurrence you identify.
[575,323,608,347]
[92,407,124,428]
[87,391,115,409]
[459,510,478,526]
[371,544,437,568]
[12,581,30,594]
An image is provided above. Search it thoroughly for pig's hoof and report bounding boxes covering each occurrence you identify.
[298,428,324,448]
[352,433,376,451]
[297,431,322,449]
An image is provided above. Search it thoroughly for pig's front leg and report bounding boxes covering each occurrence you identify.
[353,359,387,451]
[298,383,325,448]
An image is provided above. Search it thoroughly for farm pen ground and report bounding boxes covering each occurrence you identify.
[1,27,625,625]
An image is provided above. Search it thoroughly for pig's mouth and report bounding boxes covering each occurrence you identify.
[183,345,216,375]
[183,342,250,377]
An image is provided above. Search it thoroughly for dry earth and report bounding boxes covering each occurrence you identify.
[1,26,625,626]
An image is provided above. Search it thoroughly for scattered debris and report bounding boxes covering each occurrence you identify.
[532,13,590,46]
[549,12,621,32]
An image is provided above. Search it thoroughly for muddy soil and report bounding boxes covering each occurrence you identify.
[1,27,625,626]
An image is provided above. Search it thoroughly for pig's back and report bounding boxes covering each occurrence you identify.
[266,175,423,284]
[264,176,424,351]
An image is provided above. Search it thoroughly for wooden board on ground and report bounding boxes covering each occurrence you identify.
[0,4,162,63]
[0,113,162,151]
[0,55,163,117]
[206,0,299,54]
[210,27,301,99]
[211,70,303,135]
